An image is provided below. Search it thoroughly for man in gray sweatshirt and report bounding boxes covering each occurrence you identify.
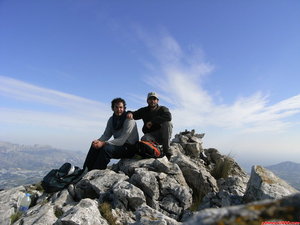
[83,98,139,171]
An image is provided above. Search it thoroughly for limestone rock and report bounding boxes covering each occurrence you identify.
[185,143,202,159]
[111,180,146,210]
[112,207,136,225]
[159,174,192,210]
[170,143,218,200]
[56,198,109,225]
[0,186,26,225]
[114,157,156,176]
[130,168,160,206]
[244,165,299,202]
[134,205,181,225]
[172,130,204,159]
[74,169,129,200]
[51,189,77,212]
[200,175,249,209]
[185,193,300,225]
[17,202,58,225]
[117,156,193,220]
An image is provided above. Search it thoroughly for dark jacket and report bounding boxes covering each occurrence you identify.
[130,105,172,133]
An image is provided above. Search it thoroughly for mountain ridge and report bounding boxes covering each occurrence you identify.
[266,160,300,190]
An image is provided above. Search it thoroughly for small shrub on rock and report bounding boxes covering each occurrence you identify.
[99,202,118,225]
[211,155,234,180]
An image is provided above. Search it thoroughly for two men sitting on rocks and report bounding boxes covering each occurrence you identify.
[83,92,173,171]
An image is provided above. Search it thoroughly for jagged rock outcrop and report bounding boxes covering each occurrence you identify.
[244,165,299,202]
[169,144,218,201]
[1,130,299,225]
[113,156,192,221]
[198,148,249,210]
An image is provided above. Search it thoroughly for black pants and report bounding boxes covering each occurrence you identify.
[83,143,136,171]
[142,121,173,153]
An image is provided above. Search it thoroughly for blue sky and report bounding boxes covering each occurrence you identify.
[1,0,300,170]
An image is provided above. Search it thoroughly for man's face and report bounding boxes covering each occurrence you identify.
[147,97,159,108]
[113,102,125,116]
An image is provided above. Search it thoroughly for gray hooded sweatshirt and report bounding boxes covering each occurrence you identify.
[98,117,139,146]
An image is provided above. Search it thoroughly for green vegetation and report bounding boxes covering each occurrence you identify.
[54,206,64,218]
[211,155,235,180]
[99,202,118,225]
[189,189,204,211]
[10,211,22,224]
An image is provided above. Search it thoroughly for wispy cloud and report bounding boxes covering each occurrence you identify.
[137,31,300,133]
[0,75,110,130]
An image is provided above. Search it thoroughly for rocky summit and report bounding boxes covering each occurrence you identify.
[1,130,299,225]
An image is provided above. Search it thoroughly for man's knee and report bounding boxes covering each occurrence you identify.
[102,144,117,155]
[141,133,158,141]
[141,133,154,141]
[161,121,173,138]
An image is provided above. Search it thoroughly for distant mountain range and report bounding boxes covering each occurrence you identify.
[266,161,300,190]
[0,141,86,190]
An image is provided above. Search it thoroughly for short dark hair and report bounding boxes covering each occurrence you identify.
[111,97,126,110]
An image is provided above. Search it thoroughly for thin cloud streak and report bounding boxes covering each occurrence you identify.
[0,75,108,118]
[0,75,110,131]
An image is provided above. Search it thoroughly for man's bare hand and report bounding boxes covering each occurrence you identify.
[146,121,152,129]
[92,140,105,149]
[127,112,133,120]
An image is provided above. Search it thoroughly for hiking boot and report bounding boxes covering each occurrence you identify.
[164,148,173,160]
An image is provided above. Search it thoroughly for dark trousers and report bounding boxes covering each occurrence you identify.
[83,143,136,171]
[141,121,173,153]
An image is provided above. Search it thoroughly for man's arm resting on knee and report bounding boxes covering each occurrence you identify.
[92,140,106,149]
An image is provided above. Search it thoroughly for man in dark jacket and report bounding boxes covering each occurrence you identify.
[127,92,173,158]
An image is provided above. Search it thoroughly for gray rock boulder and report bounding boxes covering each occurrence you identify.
[111,206,136,225]
[111,180,146,210]
[199,173,249,209]
[170,143,218,200]
[134,205,181,225]
[17,202,58,225]
[56,198,109,225]
[117,156,193,220]
[74,169,129,201]
[130,168,160,207]
[172,130,204,159]
[244,165,299,202]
